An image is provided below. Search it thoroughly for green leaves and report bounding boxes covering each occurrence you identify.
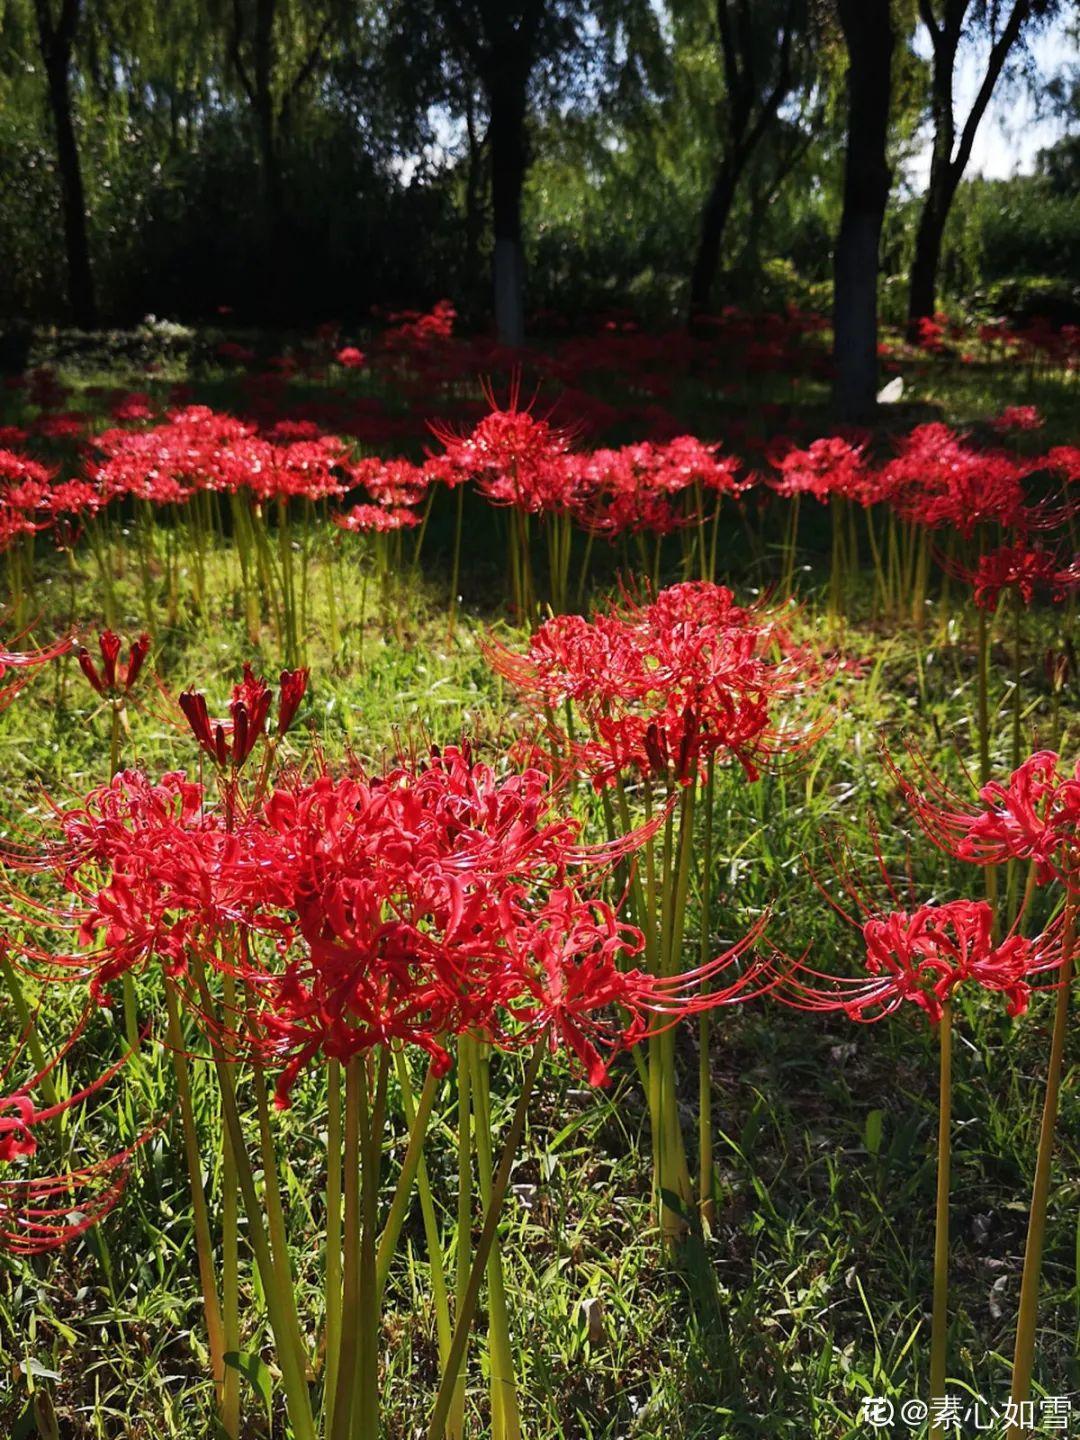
[223,1350,274,1432]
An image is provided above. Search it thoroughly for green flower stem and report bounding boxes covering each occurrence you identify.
[1007,892,1076,1435]
[192,957,317,1440]
[324,1060,343,1437]
[375,1057,441,1303]
[930,1000,952,1437]
[164,980,228,1426]
[470,1043,522,1440]
[426,1028,549,1440]
[330,1057,363,1440]
[395,1054,455,1430]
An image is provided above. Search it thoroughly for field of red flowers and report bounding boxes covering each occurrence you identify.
[0,305,1078,1439]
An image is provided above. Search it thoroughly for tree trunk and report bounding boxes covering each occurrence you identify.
[252,0,282,312]
[906,188,951,336]
[488,79,527,348]
[905,0,1029,338]
[689,158,741,317]
[833,1,894,422]
[43,48,96,326]
[464,90,485,299]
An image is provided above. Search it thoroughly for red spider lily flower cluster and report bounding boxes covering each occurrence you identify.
[578,437,746,538]
[428,391,746,535]
[893,749,1080,886]
[783,899,1063,1023]
[347,456,431,508]
[3,741,768,1110]
[964,543,1080,611]
[767,436,871,504]
[430,388,579,514]
[991,406,1044,434]
[486,581,807,785]
[78,630,150,697]
[91,406,351,507]
[334,504,420,533]
[179,665,308,769]
[880,424,1030,537]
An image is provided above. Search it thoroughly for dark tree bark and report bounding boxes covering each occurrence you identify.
[486,66,530,347]
[33,0,96,326]
[230,0,281,301]
[230,0,332,313]
[907,0,1032,338]
[439,0,543,347]
[833,0,894,422]
[463,88,486,292]
[690,161,742,315]
[689,0,798,318]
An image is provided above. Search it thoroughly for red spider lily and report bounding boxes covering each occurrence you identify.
[1045,445,1080,485]
[0,1009,141,1161]
[991,406,1044,434]
[0,447,53,490]
[0,633,72,712]
[574,439,747,539]
[880,424,1030,537]
[77,630,150,697]
[429,383,580,515]
[768,436,873,504]
[499,889,770,1085]
[485,582,807,786]
[0,743,663,1082]
[780,900,1063,1023]
[335,346,365,369]
[277,668,309,736]
[333,504,419,533]
[91,406,350,507]
[891,749,1080,885]
[962,543,1080,611]
[347,456,430,508]
[6,769,222,996]
[0,1156,134,1255]
[180,664,273,770]
[0,1014,150,1254]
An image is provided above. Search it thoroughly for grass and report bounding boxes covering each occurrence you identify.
[0,340,1078,1438]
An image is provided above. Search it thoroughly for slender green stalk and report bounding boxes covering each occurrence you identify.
[929,1001,952,1434]
[448,484,465,635]
[354,1061,382,1440]
[2,952,56,1105]
[426,1029,549,1440]
[1007,893,1076,1435]
[324,1060,343,1434]
[375,1058,441,1301]
[330,1057,363,1440]
[192,958,317,1440]
[395,1055,455,1429]
[575,529,594,609]
[221,975,240,1440]
[1011,594,1023,773]
[976,604,999,916]
[253,1068,310,1373]
[470,1044,522,1440]
[165,980,228,1427]
[448,1041,472,1440]
[781,494,801,598]
[698,755,716,1227]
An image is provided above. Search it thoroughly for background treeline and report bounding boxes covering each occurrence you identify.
[1,4,1077,355]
